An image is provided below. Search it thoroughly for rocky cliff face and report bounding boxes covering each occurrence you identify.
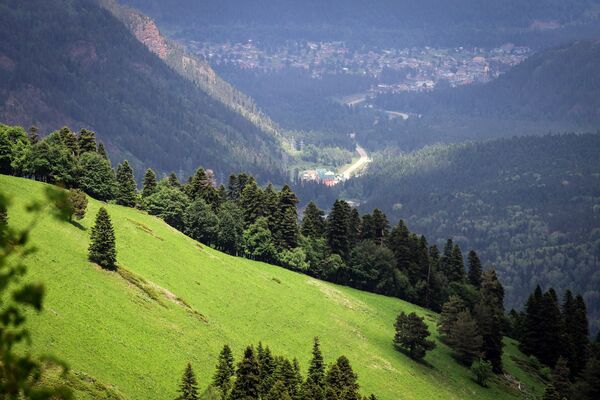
[122,10,169,60]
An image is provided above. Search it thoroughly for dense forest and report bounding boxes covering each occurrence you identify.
[345,134,600,333]
[370,40,600,150]
[122,0,600,48]
[0,0,286,182]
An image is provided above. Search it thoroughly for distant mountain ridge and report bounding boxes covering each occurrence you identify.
[0,0,286,181]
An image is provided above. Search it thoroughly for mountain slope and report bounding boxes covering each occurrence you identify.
[2,174,543,399]
[122,0,600,47]
[346,133,600,333]
[0,0,285,181]
[97,0,289,152]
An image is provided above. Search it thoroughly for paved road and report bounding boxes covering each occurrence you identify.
[341,145,370,180]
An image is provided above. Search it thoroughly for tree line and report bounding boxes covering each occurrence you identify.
[175,338,376,400]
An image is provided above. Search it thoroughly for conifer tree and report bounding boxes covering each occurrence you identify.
[563,291,590,377]
[189,167,218,207]
[115,160,137,207]
[325,356,360,400]
[326,200,351,259]
[347,208,362,247]
[537,289,564,367]
[77,129,97,154]
[167,172,181,188]
[240,181,265,227]
[177,363,199,400]
[572,352,600,400]
[97,141,109,161]
[551,357,572,400]
[78,152,117,201]
[258,343,276,397]
[141,168,158,199]
[541,384,561,400]
[370,209,389,246]
[303,337,326,400]
[213,344,235,398]
[275,185,299,249]
[467,250,482,288]
[449,310,482,366]
[88,207,117,270]
[58,126,78,155]
[438,295,466,342]
[474,269,505,373]
[447,244,465,282]
[229,346,261,400]
[67,188,88,220]
[27,126,39,144]
[266,380,292,400]
[301,202,326,239]
[471,358,493,387]
[520,285,544,357]
[393,312,435,360]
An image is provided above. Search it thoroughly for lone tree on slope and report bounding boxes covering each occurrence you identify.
[177,363,199,400]
[88,207,117,270]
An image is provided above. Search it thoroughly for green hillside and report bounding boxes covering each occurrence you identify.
[3,174,542,399]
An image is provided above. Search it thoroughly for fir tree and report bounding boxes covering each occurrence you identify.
[58,126,78,155]
[537,289,564,367]
[393,312,435,360]
[520,285,544,357]
[88,207,117,270]
[325,356,360,400]
[77,129,97,154]
[115,160,137,207]
[27,126,39,144]
[572,352,600,400]
[214,344,235,398]
[229,346,261,400]
[438,295,466,342]
[551,357,571,400]
[275,185,299,249]
[467,250,482,288]
[78,152,116,201]
[370,208,389,246]
[447,244,465,283]
[141,168,158,199]
[327,200,351,259]
[448,310,482,366]
[475,269,505,373]
[258,343,276,397]
[301,202,326,239]
[266,380,292,400]
[303,337,326,400]
[347,208,362,247]
[97,141,109,161]
[240,181,264,227]
[177,363,199,400]
[67,188,87,220]
[541,385,561,400]
[167,172,181,188]
[563,291,590,377]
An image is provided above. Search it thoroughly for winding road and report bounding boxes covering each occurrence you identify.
[340,145,370,180]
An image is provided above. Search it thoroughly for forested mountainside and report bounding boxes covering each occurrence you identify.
[97,0,288,151]
[0,0,285,182]
[345,133,600,333]
[370,41,600,150]
[122,0,600,47]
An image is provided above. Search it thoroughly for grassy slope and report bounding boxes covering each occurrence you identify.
[2,175,542,400]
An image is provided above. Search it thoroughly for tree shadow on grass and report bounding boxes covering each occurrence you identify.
[69,220,86,231]
[393,346,436,369]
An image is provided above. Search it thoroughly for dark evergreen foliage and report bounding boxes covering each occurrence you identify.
[142,168,158,199]
[78,152,117,201]
[448,310,482,366]
[467,250,482,288]
[115,160,137,207]
[213,344,235,398]
[301,202,326,239]
[229,346,261,400]
[177,363,199,400]
[88,207,117,270]
[67,188,88,221]
[393,311,435,360]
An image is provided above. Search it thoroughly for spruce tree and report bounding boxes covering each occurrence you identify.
[537,289,564,367]
[438,295,466,342]
[266,380,292,400]
[325,356,360,400]
[551,357,571,400]
[475,269,505,373]
[141,168,158,199]
[213,344,235,397]
[447,244,465,283]
[258,343,276,397]
[88,207,117,270]
[563,291,590,377]
[27,126,39,144]
[78,152,117,201]
[303,337,326,400]
[115,160,137,207]
[541,385,561,400]
[77,129,97,154]
[240,181,265,227]
[275,185,299,249]
[58,126,78,155]
[449,310,482,366]
[97,141,109,160]
[347,208,362,247]
[229,346,261,400]
[467,250,482,288]
[370,208,389,246]
[520,285,544,357]
[326,200,351,259]
[301,202,326,239]
[393,312,435,360]
[177,363,199,400]
[167,172,181,188]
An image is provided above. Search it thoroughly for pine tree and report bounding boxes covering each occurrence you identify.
[141,168,158,199]
[438,295,466,342]
[393,311,435,360]
[467,250,482,288]
[563,291,590,377]
[475,270,505,373]
[326,200,351,259]
[97,141,109,161]
[77,129,97,154]
[449,310,482,366]
[303,337,326,400]
[177,363,199,400]
[115,160,137,207]
[88,207,117,270]
[301,202,326,239]
[229,346,261,400]
[551,357,571,400]
[213,344,235,397]
[258,343,276,397]
[275,185,299,249]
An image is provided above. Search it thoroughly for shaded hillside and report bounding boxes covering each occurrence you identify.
[346,133,600,333]
[370,41,600,150]
[0,0,285,181]
[98,0,290,152]
[2,173,544,399]
[122,0,600,47]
